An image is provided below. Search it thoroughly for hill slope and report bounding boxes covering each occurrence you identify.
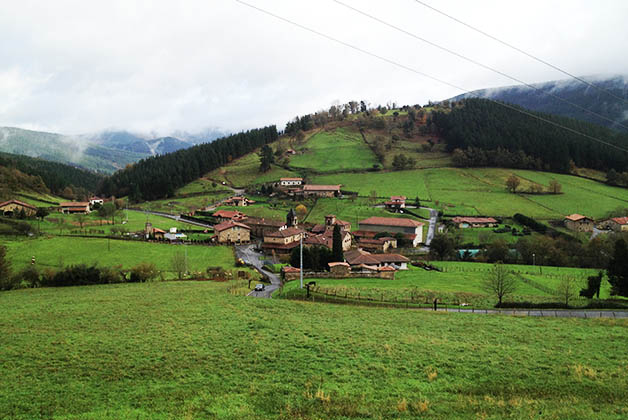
[450,75,628,131]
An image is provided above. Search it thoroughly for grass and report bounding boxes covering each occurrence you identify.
[304,197,411,228]
[4,236,236,276]
[312,167,628,219]
[290,128,378,172]
[137,193,231,214]
[175,178,231,196]
[0,281,627,419]
[207,152,297,187]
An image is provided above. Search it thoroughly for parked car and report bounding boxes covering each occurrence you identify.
[254,284,265,292]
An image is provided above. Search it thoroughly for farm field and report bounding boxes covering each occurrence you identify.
[1,281,627,419]
[15,191,63,206]
[290,128,378,172]
[4,236,236,276]
[304,197,408,227]
[206,152,297,187]
[313,167,628,219]
[174,178,231,196]
[136,192,231,214]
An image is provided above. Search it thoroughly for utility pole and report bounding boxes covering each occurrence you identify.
[300,235,303,289]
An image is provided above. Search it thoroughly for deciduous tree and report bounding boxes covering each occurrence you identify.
[483,263,517,306]
[506,175,520,193]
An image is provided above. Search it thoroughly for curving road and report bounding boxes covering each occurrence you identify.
[236,244,281,298]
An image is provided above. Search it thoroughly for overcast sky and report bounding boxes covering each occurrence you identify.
[0,0,627,136]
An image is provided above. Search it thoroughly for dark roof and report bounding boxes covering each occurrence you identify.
[214,220,251,232]
[345,249,409,265]
[212,210,246,219]
[265,227,304,238]
[0,199,37,210]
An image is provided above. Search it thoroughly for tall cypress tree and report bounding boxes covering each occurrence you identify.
[608,239,628,297]
[332,224,344,262]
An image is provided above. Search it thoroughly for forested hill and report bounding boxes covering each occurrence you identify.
[0,152,104,195]
[449,76,628,132]
[99,126,278,201]
[431,98,628,173]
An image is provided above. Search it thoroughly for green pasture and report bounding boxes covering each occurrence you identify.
[137,193,231,214]
[4,236,236,276]
[207,152,297,187]
[175,178,231,196]
[0,281,626,419]
[290,128,378,172]
[304,197,402,227]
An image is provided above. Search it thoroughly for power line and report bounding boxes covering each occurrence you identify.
[334,0,628,131]
[233,0,628,154]
[412,0,628,106]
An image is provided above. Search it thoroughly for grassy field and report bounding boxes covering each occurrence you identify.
[290,128,378,172]
[175,178,231,196]
[304,197,410,228]
[207,152,297,187]
[313,167,628,219]
[137,193,231,214]
[0,281,626,419]
[281,261,617,308]
[4,236,236,276]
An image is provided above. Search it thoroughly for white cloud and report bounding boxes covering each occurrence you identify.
[0,0,626,135]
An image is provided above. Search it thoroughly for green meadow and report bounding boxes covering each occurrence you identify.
[4,236,236,276]
[0,281,626,419]
[290,128,378,172]
[207,152,297,187]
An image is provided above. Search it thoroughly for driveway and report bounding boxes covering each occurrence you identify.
[236,244,281,298]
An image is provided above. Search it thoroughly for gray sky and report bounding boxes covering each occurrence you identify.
[1,0,627,136]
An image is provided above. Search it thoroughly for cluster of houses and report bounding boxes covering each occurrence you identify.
[277,177,341,198]
[565,214,628,233]
[0,197,107,217]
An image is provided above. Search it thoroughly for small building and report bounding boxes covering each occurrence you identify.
[358,216,423,247]
[311,214,351,234]
[0,200,37,217]
[451,217,498,228]
[213,220,251,244]
[606,217,628,232]
[222,196,255,207]
[564,214,594,232]
[301,184,341,198]
[262,226,305,254]
[144,222,166,240]
[212,209,247,222]
[356,237,397,253]
[304,229,352,251]
[344,249,409,270]
[60,202,91,214]
[279,177,303,187]
[384,196,406,211]
[328,262,350,276]
[164,232,187,242]
[244,217,286,238]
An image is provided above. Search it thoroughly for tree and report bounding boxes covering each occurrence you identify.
[429,233,455,260]
[482,263,517,306]
[98,202,115,219]
[130,262,159,283]
[368,190,378,206]
[259,144,274,172]
[608,239,628,297]
[485,239,509,263]
[548,179,562,194]
[580,272,603,299]
[506,175,520,193]
[35,207,49,221]
[74,213,86,229]
[332,225,344,262]
[295,204,307,219]
[557,277,578,306]
[0,245,11,290]
[172,250,187,280]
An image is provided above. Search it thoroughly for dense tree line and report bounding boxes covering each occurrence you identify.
[0,152,103,195]
[99,126,278,201]
[432,99,628,173]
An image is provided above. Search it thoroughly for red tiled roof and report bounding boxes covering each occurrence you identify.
[153,228,166,234]
[390,196,406,201]
[353,230,415,241]
[372,254,409,263]
[265,227,304,238]
[280,177,303,181]
[451,217,498,224]
[359,216,423,228]
[60,202,89,207]
[304,235,330,247]
[214,220,251,232]
[282,266,301,273]
[303,184,341,191]
[565,214,592,222]
[244,217,285,227]
[212,210,245,219]
[328,262,350,268]
[611,217,628,225]
[0,199,37,210]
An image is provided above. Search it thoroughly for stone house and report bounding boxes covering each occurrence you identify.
[357,216,423,247]
[0,200,37,217]
[564,214,594,232]
[300,184,341,198]
[213,220,251,244]
[60,202,91,214]
[451,217,498,228]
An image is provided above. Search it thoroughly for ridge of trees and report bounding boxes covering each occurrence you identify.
[99,126,278,201]
[0,152,103,196]
[431,98,628,174]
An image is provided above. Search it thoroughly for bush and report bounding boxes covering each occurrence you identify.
[45,264,103,287]
[13,266,40,288]
[130,262,159,283]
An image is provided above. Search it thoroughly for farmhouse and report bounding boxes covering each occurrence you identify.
[304,229,352,251]
[451,217,498,228]
[89,196,104,208]
[564,214,594,232]
[0,200,37,217]
[300,184,341,198]
[60,202,91,214]
[144,222,166,240]
[279,177,303,187]
[262,226,306,253]
[607,217,628,232]
[244,217,286,237]
[357,216,424,247]
[222,196,255,207]
[344,249,409,270]
[212,209,246,222]
[384,196,406,211]
[213,220,251,244]
[356,236,397,253]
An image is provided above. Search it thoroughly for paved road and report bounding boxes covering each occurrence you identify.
[236,244,281,298]
[421,207,438,246]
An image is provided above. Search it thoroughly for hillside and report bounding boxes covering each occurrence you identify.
[0,127,226,174]
[450,75,628,132]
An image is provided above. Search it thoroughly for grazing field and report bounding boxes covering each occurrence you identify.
[313,167,628,219]
[137,193,231,214]
[15,191,63,206]
[281,262,617,308]
[290,128,378,172]
[207,152,297,187]
[304,197,408,227]
[1,281,626,419]
[4,236,236,275]
[174,178,231,196]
